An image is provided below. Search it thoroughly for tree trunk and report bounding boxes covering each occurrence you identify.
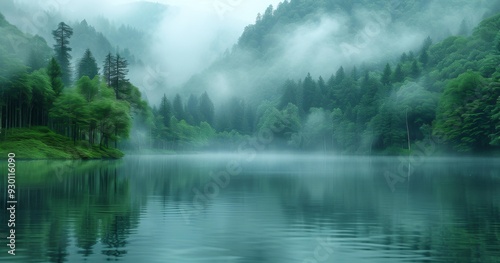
[99,132,104,149]
[114,127,117,149]
[0,104,3,137]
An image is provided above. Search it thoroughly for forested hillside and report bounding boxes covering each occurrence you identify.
[0,13,149,158]
[172,0,500,154]
[0,0,499,157]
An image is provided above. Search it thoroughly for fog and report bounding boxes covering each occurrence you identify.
[1,0,494,106]
[2,0,282,104]
[178,0,495,105]
[1,0,499,154]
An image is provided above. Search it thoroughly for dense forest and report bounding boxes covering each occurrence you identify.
[0,0,499,157]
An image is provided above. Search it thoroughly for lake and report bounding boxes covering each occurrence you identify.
[0,154,499,262]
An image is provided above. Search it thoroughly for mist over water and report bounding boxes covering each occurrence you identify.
[1,155,499,262]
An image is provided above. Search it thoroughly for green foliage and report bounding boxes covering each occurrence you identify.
[52,22,74,86]
[0,127,123,159]
[381,63,392,86]
[302,73,318,113]
[47,58,64,96]
[198,92,215,126]
[434,72,498,152]
[279,80,299,109]
[76,76,99,102]
[172,94,184,120]
[50,90,90,129]
[257,103,301,144]
[393,63,405,83]
[77,49,99,80]
[103,52,130,100]
[158,94,171,128]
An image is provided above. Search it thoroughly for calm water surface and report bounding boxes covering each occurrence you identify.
[0,155,499,263]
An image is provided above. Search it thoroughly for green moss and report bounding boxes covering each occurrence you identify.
[0,127,123,159]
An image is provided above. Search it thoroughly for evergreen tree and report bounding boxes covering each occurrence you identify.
[77,49,99,80]
[158,94,171,128]
[411,60,421,79]
[419,50,429,67]
[458,19,469,36]
[185,94,200,125]
[419,37,432,67]
[228,97,245,131]
[280,80,298,109]
[173,94,184,120]
[302,73,317,113]
[351,66,359,80]
[47,57,64,96]
[317,76,327,107]
[392,63,405,83]
[422,36,433,51]
[335,66,345,84]
[102,52,130,100]
[400,52,408,63]
[52,22,73,86]
[408,51,415,61]
[111,53,129,100]
[198,91,215,126]
[103,53,115,87]
[381,63,392,85]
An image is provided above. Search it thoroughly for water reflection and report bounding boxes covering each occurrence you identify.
[0,155,499,262]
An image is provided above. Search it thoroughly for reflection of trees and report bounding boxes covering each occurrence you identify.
[101,215,131,259]
[2,156,499,262]
[271,158,500,262]
[0,160,138,262]
[76,210,98,257]
[46,220,69,263]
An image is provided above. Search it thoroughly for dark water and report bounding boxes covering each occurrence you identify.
[0,154,499,263]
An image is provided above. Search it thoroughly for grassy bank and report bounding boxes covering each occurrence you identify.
[0,127,123,159]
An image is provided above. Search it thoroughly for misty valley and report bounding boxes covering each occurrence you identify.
[0,0,500,262]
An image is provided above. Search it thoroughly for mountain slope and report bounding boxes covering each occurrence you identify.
[181,0,500,104]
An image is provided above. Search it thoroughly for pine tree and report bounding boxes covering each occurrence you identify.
[52,22,73,86]
[351,66,358,80]
[158,94,171,127]
[392,63,405,83]
[302,73,317,113]
[400,52,408,63]
[335,66,345,84]
[381,63,392,85]
[228,97,245,132]
[102,52,129,100]
[419,50,429,67]
[185,94,200,125]
[199,91,215,126]
[411,60,421,79]
[419,37,432,67]
[77,49,99,80]
[422,36,433,51]
[47,57,64,96]
[111,53,129,100]
[280,80,298,109]
[458,19,469,36]
[173,94,184,120]
[103,53,115,87]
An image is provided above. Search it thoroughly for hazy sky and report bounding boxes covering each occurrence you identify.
[21,0,283,25]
